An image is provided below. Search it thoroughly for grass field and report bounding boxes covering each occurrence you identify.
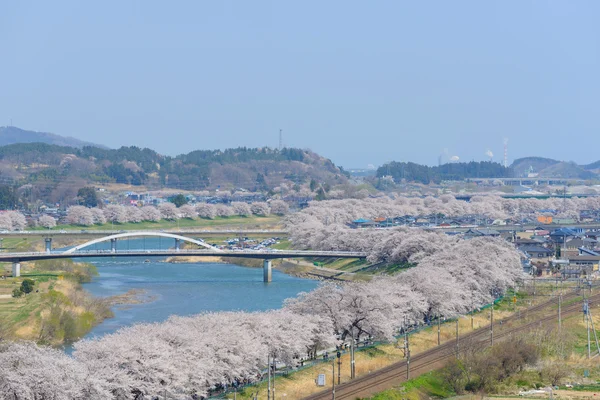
[31,215,284,232]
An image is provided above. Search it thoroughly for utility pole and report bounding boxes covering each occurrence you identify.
[455,319,459,357]
[337,349,341,385]
[437,315,441,346]
[406,329,411,380]
[558,293,562,334]
[471,291,475,330]
[350,327,355,379]
[272,356,276,400]
[267,353,271,400]
[586,300,591,359]
[588,306,600,356]
[331,359,335,400]
[490,298,494,346]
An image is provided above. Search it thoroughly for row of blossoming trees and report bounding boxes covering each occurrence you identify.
[0,232,521,399]
[63,200,289,226]
[288,194,600,222]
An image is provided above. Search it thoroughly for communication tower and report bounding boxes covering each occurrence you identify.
[279,129,283,150]
[503,138,509,168]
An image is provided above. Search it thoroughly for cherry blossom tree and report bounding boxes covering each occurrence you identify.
[0,214,12,231]
[38,215,57,229]
[126,206,143,223]
[0,342,110,399]
[141,205,161,222]
[66,206,94,226]
[178,204,197,219]
[5,212,26,231]
[158,202,178,220]
[72,310,335,398]
[103,205,128,224]
[90,208,106,225]
[250,202,270,216]
[231,202,251,217]
[269,200,289,216]
[196,203,217,219]
[215,204,234,217]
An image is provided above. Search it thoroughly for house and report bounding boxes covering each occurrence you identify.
[565,255,600,274]
[514,238,544,246]
[351,218,378,228]
[565,237,598,250]
[464,228,501,239]
[519,245,554,260]
[549,228,578,243]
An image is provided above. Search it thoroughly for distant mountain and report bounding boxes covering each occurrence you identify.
[0,126,107,149]
[0,140,348,204]
[376,161,512,184]
[511,157,597,180]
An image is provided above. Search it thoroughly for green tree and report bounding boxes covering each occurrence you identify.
[170,194,187,208]
[20,279,35,295]
[309,179,318,192]
[12,287,23,298]
[77,187,99,207]
[0,185,18,209]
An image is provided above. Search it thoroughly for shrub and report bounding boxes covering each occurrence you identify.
[20,279,35,294]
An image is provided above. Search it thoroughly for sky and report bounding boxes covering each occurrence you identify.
[1,1,599,168]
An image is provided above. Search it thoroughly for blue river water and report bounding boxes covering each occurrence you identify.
[72,238,318,339]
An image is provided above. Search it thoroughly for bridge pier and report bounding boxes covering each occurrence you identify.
[263,260,272,283]
[110,238,117,253]
[175,238,181,252]
[45,238,52,253]
[12,262,20,277]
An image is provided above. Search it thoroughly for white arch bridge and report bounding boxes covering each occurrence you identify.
[3,231,367,282]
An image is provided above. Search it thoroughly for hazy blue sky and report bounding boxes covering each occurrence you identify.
[1,1,598,168]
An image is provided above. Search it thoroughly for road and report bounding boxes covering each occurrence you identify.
[304,289,598,400]
[0,229,288,237]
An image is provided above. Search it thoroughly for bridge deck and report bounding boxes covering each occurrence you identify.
[0,250,367,263]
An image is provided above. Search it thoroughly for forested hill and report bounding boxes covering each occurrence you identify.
[0,126,107,149]
[376,161,512,184]
[511,157,597,179]
[0,142,347,199]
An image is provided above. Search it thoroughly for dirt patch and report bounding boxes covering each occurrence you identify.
[107,289,157,307]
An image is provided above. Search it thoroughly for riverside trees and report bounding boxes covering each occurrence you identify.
[0,234,522,399]
[57,200,287,227]
[0,311,335,399]
[287,194,600,225]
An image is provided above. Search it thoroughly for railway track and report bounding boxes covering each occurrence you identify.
[304,289,598,400]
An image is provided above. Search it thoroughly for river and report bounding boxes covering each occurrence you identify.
[72,238,319,339]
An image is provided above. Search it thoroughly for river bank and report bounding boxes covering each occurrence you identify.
[0,259,153,345]
[165,255,369,281]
